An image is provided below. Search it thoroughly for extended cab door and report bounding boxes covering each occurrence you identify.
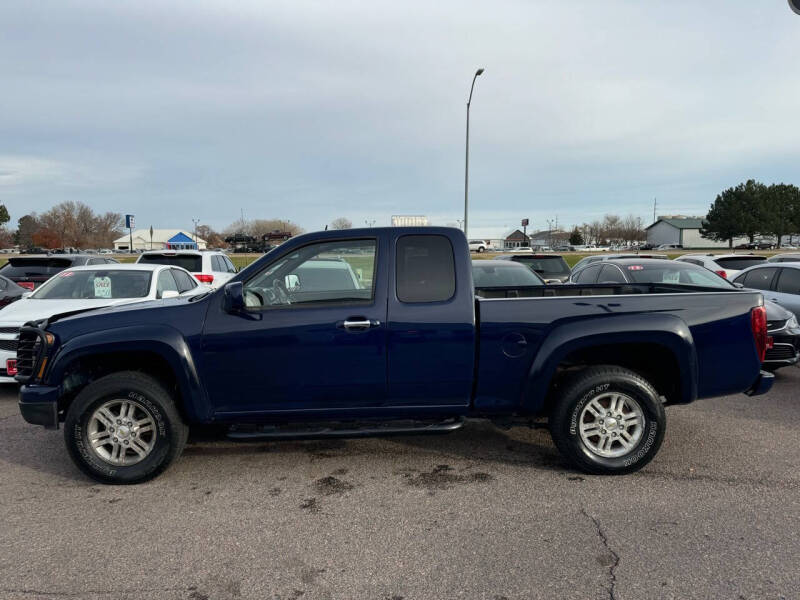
[385,232,476,408]
[200,236,388,415]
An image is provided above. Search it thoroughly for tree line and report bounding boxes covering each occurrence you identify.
[14,202,123,250]
[568,214,646,246]
[701,180,800,247]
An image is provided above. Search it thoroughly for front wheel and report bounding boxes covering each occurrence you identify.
[64,371,189,484]
[549,366,666,475]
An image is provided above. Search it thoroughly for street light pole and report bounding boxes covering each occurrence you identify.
[464,67,485,238]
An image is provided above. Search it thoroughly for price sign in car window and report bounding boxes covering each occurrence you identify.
[93,276,112,298]
[661,271,681,284]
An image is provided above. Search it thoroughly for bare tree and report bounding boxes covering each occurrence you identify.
[330,217,352,230]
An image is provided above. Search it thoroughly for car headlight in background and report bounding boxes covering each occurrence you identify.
[788,315,799,329]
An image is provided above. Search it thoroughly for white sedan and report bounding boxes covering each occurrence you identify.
[0,263,208,383]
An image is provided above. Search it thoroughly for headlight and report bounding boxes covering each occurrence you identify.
[789,315,799,329]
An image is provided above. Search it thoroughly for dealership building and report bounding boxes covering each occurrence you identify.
[113,229,207,252]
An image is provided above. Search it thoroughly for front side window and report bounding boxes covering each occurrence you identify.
[574,264,601,284]
[244,239,376,309]
[598,265,627,284]
[396,235,455,303]
[740,268,777,291]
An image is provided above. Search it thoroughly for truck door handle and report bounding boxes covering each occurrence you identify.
[341,318,379,331]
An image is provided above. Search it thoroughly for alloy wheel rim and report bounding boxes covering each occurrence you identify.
[578,392,644,458]
[87,399,157,466]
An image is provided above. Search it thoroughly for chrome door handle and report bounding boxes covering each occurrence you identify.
[342,319,378,331]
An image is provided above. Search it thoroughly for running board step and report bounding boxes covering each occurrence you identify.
[226,417,465,441]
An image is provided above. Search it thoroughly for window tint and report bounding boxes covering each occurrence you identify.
[139,253,202,272]
[741,267,777,291]
[156,269,179,297]
[212,256,224,271]
[0,258,72,277]
[715,256,767,270]
[223,256,236,273]
[598,265,627,284]
[574,264,601,284]
[396,235,455,303]
[244,239,376,308]
[511,256,570,277]
[471,263,544,287]
[171,269,197,292]
[776,268,800,294]
[625,264,733,288]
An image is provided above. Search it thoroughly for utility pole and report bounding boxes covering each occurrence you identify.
[464,67,485,237]
[653,198,657,224]
[365,219,376,228]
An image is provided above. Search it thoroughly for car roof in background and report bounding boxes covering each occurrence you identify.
[54,264,168,272]
[678,253,763,259]
[472,259,531,267]
[602,258,703,266]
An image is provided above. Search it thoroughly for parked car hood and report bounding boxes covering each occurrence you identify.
[0,297,143,325]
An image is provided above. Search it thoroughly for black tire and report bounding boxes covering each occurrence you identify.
[64,371,188,484]
[477,246,485,253]
[549,366,666,475]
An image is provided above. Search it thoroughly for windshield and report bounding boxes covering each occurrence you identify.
[623,264,734,288]
[714,256,767,270]
[472,263,544,287]
[511,256,570,276]
[0,258,73,277]
[32,270,152,299]
[139,254,202,272]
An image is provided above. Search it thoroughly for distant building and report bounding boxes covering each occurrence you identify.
[528,230,570,248]
[113,229,207,251]
[502,229,530,249]
[645,216,748,248]
[391,215,428,227]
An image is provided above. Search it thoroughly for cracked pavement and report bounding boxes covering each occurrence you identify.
[1,368,799,599]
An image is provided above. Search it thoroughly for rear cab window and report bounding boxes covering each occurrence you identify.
[396,235,455,303]
[139,253,202,272]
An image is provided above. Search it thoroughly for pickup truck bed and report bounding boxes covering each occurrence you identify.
[16,227,773,484]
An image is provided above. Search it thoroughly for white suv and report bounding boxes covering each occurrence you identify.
[469,239,488,253]
[136,250,237,288]
[675,253,767,279]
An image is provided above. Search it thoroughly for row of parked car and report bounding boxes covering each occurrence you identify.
[0,249,243,382]
[471,251,800,371]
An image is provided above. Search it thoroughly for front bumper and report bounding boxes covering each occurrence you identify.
[744,370,775,397]
[18,384,60,429]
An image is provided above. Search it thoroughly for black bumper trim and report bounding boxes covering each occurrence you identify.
[19,400,59,430]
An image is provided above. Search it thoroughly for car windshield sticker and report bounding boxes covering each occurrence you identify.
[662,271,681,283]
[93,276,112,298]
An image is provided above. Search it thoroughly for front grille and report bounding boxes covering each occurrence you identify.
[768,319,788,332]
[0,327,19,335]
[765,344,798,361]
[15,329,42,381]
[0,339,17,352]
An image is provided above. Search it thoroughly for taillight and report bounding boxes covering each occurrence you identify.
[195,274,214,284]
[715,270,727,279]
[18,282,34,291]
[6,359,17,376]
[751,305,768,362]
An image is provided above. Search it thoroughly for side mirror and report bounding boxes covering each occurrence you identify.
[733,282,744,289]
[223,281,245,312]
[21,292,32,299]
[161,290,180,299]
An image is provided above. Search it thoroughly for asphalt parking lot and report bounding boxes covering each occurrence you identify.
[1,370,799,600]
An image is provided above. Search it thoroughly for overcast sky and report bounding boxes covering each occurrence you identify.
[1,1,799,239]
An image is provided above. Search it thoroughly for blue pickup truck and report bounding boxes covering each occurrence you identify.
[16,227,773,484]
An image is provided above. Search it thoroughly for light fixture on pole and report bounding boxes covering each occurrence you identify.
[464,67,485,237]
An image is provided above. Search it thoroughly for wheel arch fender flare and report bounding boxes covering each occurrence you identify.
[522,312,698,412]
[46,325,209,421]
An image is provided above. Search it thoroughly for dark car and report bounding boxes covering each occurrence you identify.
[494,253,571,282]
[571,253,668,273]
[764,301,800,371]
[568,258,734,287]
[0,275,27,309]
[0,255,119,291]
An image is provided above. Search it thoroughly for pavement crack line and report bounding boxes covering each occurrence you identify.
[581,508,620,600]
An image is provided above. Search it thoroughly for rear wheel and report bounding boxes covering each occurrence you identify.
[549,366,665,475]
[64,371,188,484]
